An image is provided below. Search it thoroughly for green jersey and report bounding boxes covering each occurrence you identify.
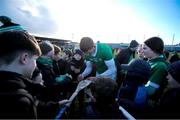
[148,55,168,85]
[146,55,169,107]
[85,43,113,74]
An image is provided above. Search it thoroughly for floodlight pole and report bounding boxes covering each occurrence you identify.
[171,34,175,51]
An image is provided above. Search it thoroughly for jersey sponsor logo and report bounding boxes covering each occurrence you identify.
[90,57,102,62]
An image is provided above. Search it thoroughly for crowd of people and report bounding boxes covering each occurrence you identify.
[0,16,180,119]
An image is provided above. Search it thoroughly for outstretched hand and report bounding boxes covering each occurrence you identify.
[77,74,84,81]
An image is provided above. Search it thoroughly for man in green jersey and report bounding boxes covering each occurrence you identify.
[78,37,117,81]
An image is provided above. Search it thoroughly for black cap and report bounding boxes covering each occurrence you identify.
[0,16,11,24]
[121,59,151,82]
[129,40,139,48]
[144,37,164,54]
[74,49,83,56]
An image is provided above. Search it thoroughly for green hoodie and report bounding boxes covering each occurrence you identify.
[37,57,53,66]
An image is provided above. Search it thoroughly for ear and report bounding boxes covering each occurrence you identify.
[19,53,29,65]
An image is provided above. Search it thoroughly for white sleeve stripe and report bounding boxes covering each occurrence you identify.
[82,61,92,77]
[145,81,160,88]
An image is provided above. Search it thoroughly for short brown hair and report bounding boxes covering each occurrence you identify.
[90,77,118,103]
[79,37,94,52]
[53,44,61,55]
[0,31,41,64]
[39,41,54,55]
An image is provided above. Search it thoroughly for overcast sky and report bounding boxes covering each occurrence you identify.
[0,0,180,45]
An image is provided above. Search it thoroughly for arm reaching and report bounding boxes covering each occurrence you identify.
[98,58,117,80]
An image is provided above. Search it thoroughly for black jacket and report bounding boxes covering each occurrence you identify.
[82,102,125,119]
[0,71,37,119]
[37,59,68,101]
[37,61,56,87]
[157,88,180,118]
[115,47,135,65]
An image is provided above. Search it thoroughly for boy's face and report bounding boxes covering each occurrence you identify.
[53,53,61,61]
[137,45,144,58]
[73,54,82,61]
[86,46,95,55]
[23,54,38,79]
[33,73,44,86]
[130,46,138,52]
[142,44,156,59]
